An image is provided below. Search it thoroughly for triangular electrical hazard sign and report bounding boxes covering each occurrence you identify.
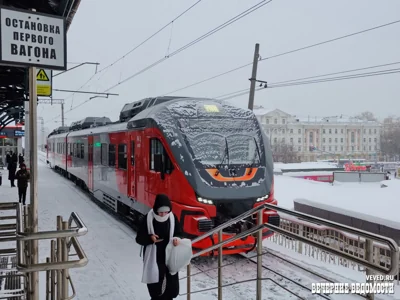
[37,69,50,81]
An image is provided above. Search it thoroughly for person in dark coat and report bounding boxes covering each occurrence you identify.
[18,154,24,166]
[136,194,182,300]
[7,153,17,187]
[15,164,30,205]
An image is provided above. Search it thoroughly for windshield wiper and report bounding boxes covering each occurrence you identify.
[247,137,261,175]
[215,137,229,176]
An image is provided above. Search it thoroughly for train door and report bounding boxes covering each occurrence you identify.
[145,135,174,206]
[128,134,136,198]
[88,135,94,191]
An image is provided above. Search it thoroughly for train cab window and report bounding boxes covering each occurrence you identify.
[80,144,84,159]
[130,141,135,166]
[108,144,116,166]
[118,144,127,169]
[149,138,173,173]
[101,143,108,166]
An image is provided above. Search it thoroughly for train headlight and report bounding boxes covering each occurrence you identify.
[256,194,269,202]
[197,197,213,205]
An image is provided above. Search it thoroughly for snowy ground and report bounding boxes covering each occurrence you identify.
[274,174,400,223]
[0,152,397,299]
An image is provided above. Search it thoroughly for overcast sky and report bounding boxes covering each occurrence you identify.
[40,0,400,130]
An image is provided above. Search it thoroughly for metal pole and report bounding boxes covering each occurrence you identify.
[50,240,56,300]
[61,221,69,299]
[28,51,39,300]
[256,209,264,300]
[248,43,260,111]
[218,230,223,300]
[57,216,62,299]
[186,264,191,300]
[24,100,30,169]
[365,239,375,300]
[61,103,64,127]
[46,257,50,300]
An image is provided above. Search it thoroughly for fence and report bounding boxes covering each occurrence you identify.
[333,172,386,183]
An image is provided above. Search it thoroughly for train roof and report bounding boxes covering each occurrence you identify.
[48,97,256,138]
[127,97,254,129]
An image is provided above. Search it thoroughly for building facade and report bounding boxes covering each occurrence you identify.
[254,106,382,162]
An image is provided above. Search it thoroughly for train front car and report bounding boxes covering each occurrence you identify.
[135,98,279,255]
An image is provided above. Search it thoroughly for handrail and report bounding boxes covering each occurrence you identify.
[16,204,88,273]
[17,210,87,241]
[191,203,399,275]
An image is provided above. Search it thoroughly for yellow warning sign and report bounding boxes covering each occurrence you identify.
[36,69,52,96]
[203,104,219,113]
[37,69,49,81]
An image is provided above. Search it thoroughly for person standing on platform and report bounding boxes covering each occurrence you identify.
[136,194,182,300]
[7,153,17,187]
[15,164,30,205]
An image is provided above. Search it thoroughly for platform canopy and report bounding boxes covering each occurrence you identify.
[0,0,81,130]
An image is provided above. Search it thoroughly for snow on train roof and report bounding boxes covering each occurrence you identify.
[127,97,254,123]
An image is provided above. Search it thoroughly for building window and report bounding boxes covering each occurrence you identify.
[374,129,377,134]
[309,132,314,143]
[369,138,371,142]
[266,119,269,124]
[335,138,338,143]
[282,119,286,124]
[298,146,301,151]
[329,129,332,134]
[298,129,301,134]
[101,143,107,165]
[322,138,325,143]
[274,119,277,124]
[322,146,325,151]
[363,138,366,142]
[329,146,331,151]
[341,138,343,143]
[363,129,366,134]
[335,146,338,151]
[298,138,301,143]
[341,146,343,151]
[274,137,277,143]
[335,129,337,134]
[323,129,325,134]
[363,146,366,151]
[118,144,127,169]
[341,129,344,134]
[108,144,116,166]
[290,129,293,134]
[374,138,377,142]
[290,137,293,143]
[369,129,372,134]
[351,132,355,143]
[351,146,354,151]
[329,138,332,143]
[369,146,371,151]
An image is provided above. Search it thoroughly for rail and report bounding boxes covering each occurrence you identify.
[184,203,399,300]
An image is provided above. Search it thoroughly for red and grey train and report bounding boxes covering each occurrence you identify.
[46,96,280,255]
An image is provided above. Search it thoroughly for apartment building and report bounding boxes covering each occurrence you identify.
[254,106,382,162]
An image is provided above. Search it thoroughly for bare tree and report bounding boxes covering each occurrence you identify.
[380,116,400,159]
[355,111,377,121]
[272,142,298,163]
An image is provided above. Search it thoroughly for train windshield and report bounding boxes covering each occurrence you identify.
[178,118,262,166]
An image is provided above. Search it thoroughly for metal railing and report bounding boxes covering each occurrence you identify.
[0,202,88,300]
[267,215,400,280]
[15,203,88,299]
[183,203,399,300]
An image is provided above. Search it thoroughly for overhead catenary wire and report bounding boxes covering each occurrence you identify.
[48,0,273,121]
[216,67,400,101]
[102,0,273,93]
[214,61,400,98]
[96,0,204,75]
[161,19,400,96]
